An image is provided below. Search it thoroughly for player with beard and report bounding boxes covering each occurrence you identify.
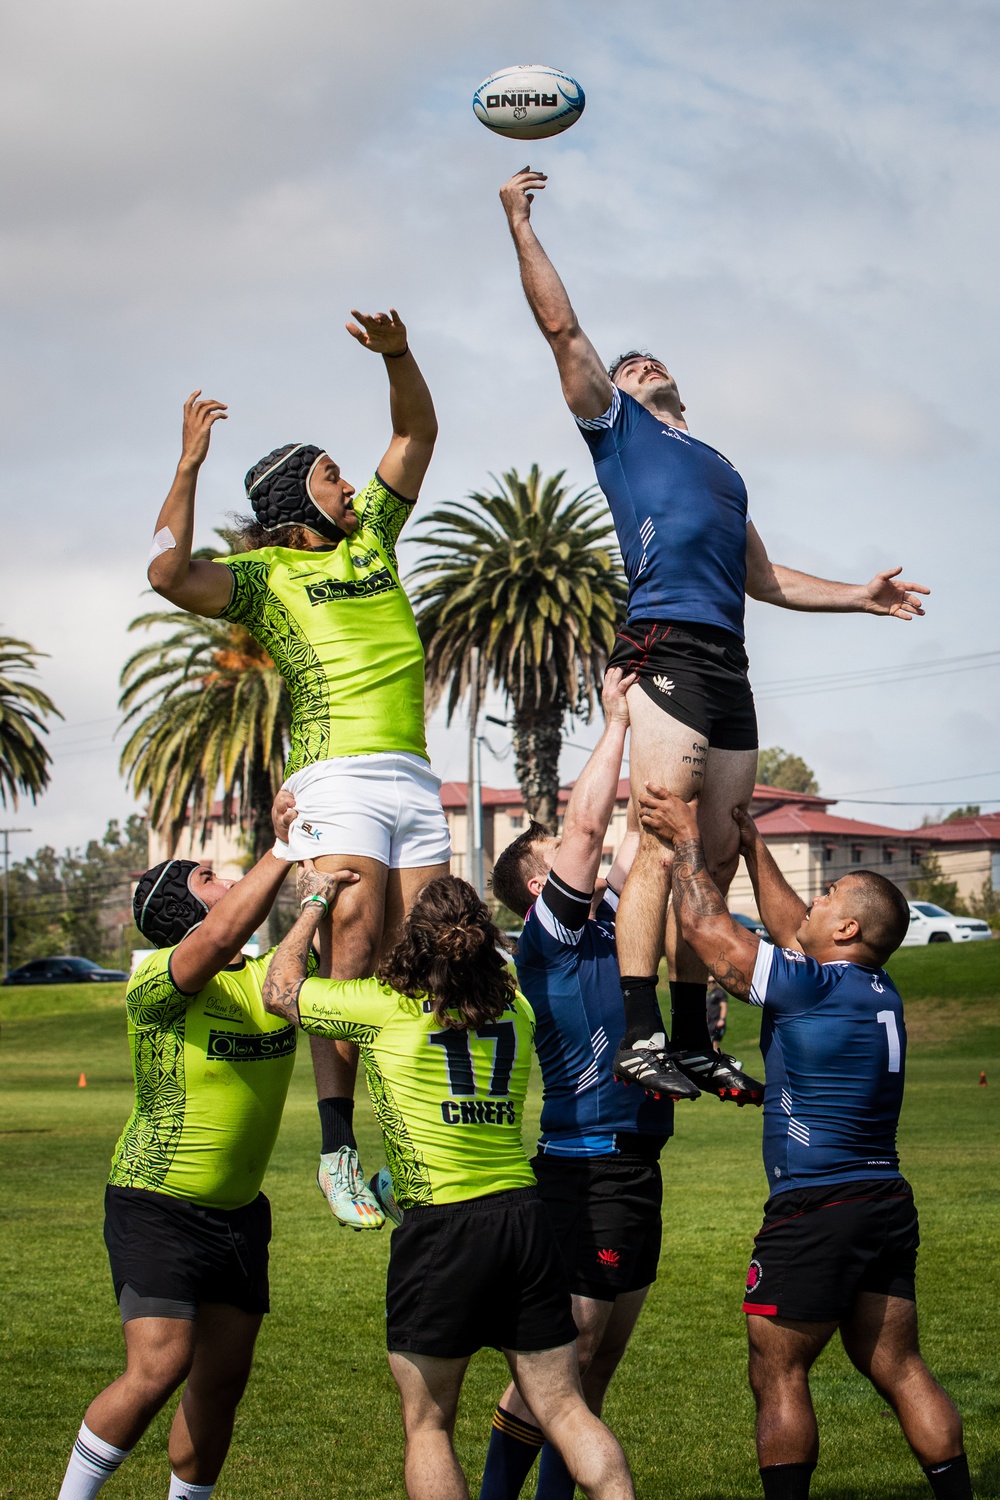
[636,784,972,1500]
[498,167,930,1107]
[145,308,448,1231]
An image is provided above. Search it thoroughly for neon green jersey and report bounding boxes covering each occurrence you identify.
[216,472,426,776]
[297,977,537,1207]
[109,948,299,1210]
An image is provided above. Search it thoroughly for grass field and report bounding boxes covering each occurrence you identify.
[2,943,998,1499]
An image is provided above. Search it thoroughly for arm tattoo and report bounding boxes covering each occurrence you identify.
[671,837,754,1001]
[263,914,316,1024]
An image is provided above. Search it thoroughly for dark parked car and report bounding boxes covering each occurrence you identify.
[3,955,129,985]
[732,912,770,940]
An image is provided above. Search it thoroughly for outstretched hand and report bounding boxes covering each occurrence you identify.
[638,784,700,844]
[601,667,637,726]
[180,389,227,468]
[346,308,408,356]
[499,167,548,228]
[296,859,359,909]
[863,567,929,620]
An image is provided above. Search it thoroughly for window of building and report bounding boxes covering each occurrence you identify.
[509,814,523,830]
[884,847,894,865]
[851,845,863,864]
[910,847,923,867]
[823,846,834,864]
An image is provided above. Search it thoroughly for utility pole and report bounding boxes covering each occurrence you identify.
[1,828,31,980]
[466,648,483,896]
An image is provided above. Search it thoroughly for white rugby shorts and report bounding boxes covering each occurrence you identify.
[282,752,452,869]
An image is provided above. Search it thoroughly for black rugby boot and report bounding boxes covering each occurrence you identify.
[672,1047,765,1105]
[613,1039,701,1100]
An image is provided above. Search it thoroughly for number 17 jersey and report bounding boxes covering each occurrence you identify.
[297,977,536,1208]
[749,944,907,1196]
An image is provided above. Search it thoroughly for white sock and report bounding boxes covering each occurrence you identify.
[58,1421,131,1499]
[168,1476,215,1499]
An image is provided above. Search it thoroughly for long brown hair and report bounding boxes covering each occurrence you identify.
[378,875,515,1031]
[227,512,319,553]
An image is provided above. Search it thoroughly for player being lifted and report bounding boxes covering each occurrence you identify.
[147,308,450,1228]
[498,168,930,1103]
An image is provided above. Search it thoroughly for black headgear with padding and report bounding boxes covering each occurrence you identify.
[133,859,210,949]
[244,443,346,545]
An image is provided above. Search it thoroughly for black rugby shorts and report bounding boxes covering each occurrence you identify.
[532,1148,664,1301]
[385,1186,578,1358]
[741,1178,919,1322]
[104,1184,272,1320]
[608,618,758,751]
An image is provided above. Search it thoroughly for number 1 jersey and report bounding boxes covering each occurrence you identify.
[749,944,907,1196]
[297,977,536,1208]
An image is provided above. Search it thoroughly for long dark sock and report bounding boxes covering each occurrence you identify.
[619,976,664,1047]
[922,1453,973,1500]
[759,1463,815,1500]
[535,1441,575,1499]
[669,981,712,1051]
[479,1406,544,1500]
[318,1096,357,1154]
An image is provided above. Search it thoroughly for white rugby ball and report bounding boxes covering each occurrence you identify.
[473,64,585,140]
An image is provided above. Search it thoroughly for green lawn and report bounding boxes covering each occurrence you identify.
[1,943,998,1499]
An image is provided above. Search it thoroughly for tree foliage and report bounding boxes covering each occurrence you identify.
[0,635,62,808]
[943,805,981,822]
[756,746,819,795]
[411,466,628,826]
[908,852,965,914]
[6,815,148,968]
[119,610,290,866]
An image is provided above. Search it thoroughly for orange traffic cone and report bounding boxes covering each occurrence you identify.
[979,1071,987,1087]
[78,1072,87,1088]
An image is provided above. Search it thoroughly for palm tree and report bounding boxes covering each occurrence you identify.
[119,612,290,869]
[0,635,62,807]
[411,465,628,827]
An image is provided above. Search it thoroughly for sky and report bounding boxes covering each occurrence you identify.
[2,0,999,863]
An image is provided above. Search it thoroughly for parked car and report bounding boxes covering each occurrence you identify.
[3,955,129,985]
[732,912,770,940]
[901,902,992,946]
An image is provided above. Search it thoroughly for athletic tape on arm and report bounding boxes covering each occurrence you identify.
[147,526,177,565]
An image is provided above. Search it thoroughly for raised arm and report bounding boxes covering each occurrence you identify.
[263,862,358,1024]
[746,522,929,620]
[637,786,760,1001]
[170,791,303,994]
[732,807,807,951]
[550,669,635,895]
[605,795,640,896]
[147,391,238,616]
[499,169,613,421]
[346,309,437,500]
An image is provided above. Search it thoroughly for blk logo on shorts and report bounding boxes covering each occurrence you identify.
[745,1258,763,1294]
[652,674,675,695]
[597,1248,620,1268]
[299,822,322,840]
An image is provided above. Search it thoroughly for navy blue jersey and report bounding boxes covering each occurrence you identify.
[515,874,674,1157]
[576,387,750,639]
[749,943,907,1195]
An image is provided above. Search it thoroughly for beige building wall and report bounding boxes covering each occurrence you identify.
[934,845,999,904]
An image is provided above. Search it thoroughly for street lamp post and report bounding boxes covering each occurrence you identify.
[1,828,31,979]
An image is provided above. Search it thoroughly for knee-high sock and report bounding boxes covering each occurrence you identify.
[619,977,665,1048]
[535,1441,576,1499]
[318,1096,357,1153]
[759,1463,815,1500]
[479,1405,544,1499]
[168,1476,215,1499]
[922,1454,973,1500]
[58,1422,131,1500]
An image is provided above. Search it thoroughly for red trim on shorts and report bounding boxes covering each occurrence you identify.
[614,622,670,677]
[743,1303,778,1316]
[758,1192,912,1233]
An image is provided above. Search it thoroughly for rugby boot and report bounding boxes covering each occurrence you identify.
[317,1146,385,1231]
[672,1048,765,1106]
[612,1038,701,1100]
[369,1165,404,1227]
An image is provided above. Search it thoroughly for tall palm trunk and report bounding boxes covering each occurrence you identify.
[512,701,565,828]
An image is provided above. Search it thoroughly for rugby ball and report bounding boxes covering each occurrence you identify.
[473,65,585,140]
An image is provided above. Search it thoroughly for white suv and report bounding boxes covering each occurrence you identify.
[902,902,992,946]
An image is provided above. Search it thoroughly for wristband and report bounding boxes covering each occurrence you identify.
[272,840,291,860]
[383,344,409,359]
[301,894,329,915]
